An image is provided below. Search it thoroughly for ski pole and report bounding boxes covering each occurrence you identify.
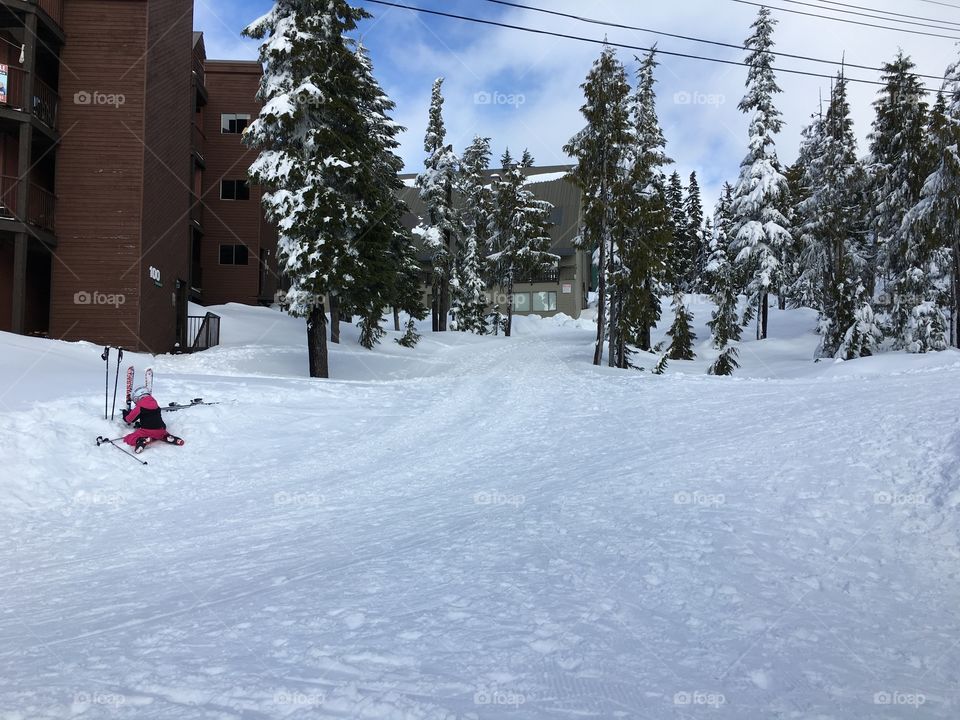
[100,347,109,419]
[96,435,148,465]
[110,348,123,421]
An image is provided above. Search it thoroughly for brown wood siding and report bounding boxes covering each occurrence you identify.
[49,0,147,349]
[0,236,11,329]
[137,0,192,353]
[200,61,274,306]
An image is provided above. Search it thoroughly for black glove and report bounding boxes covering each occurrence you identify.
[121,409,131,424]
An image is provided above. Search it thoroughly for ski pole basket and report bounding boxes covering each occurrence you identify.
[185,312,221,352]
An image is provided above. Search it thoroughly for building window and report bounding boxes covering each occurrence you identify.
[220,179,250,201]
[532,291,557,312]
[512,292,531,312]
[219,244,249,265]
[221,113,250,133]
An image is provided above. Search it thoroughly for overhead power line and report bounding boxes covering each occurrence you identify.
[910,0,960,9]
[364,0,944,93]
[809,0,960,27]
[481,0,946,82]
[774,0,960,30]
[730,0,960,39]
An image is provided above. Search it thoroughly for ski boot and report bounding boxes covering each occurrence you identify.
[134,437,148,454]
[164,434,185,446]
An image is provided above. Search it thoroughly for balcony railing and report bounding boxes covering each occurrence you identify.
[0,174,56,231]
[1,65,60,129]
[187,313,220,351]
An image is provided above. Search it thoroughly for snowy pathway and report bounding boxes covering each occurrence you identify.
[2,316,960,718]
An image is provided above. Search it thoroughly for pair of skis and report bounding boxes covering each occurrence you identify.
[123,366,153,411]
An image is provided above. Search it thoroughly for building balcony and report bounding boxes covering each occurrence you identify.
[0,174,55,232]
[1,65,59,130]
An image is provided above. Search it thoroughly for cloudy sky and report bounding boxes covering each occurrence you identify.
[194,0,960,206]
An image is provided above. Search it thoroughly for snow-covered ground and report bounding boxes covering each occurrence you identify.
[2,302,960,719]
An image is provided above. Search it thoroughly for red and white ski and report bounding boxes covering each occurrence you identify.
[144,368,153,394]
[125,366,135,409]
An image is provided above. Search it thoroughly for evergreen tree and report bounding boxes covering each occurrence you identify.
[489,149,557,337]
[729,7,791,340]
[866,52,943,351]
[796,72,877,359]
[666,292,697,360]
[564,46,633,365]
[348,43,414,349]
[904,59,960,348]
[244,0,376,378]
[665,171,688,291]
[684,171,706,291]
[706,193,743,375]
[616,48,673,364]
[454,135,494,334]
[415,78,459,332]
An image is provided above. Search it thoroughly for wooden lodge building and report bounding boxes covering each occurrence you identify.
[0,0,277,353]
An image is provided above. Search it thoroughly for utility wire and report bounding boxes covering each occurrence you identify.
[808,0,960,27]
[481,0,946,81]
[365,0,944,93]
[730,0,960,39]
[774,0,960,30]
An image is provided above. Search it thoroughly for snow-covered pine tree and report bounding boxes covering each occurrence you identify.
[615,48,673,364]
[665,170,688,292]
[244,0,376,378]
[454,135,494,334]
[666,292,697,360]
[349,42,413,349]
[904,58,960,348]
[684,171,706,292]
[489,149,557,337]
[706,193,743,375]
[866,52,945,351]
[797,72,877,359]
[415,78,459,332]
[729,6,791,340]
[564,46,632,365]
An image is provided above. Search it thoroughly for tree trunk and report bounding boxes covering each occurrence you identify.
[393,306,400,332]
[953,239,960,348]
[759,291,769,340]
[439,262,449,332]
[505,277,514,337]
[431,277,439,332]
[594,238,607,366]
[329,294,340,344]
[607,288,617,368]
[307,303,329,379]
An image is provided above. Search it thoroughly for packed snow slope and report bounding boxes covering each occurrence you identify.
[2,302,960,719]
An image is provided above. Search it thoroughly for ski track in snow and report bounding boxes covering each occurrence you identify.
[1,306,960,718]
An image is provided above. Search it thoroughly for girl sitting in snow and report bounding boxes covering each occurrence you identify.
[122,387,185,454]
